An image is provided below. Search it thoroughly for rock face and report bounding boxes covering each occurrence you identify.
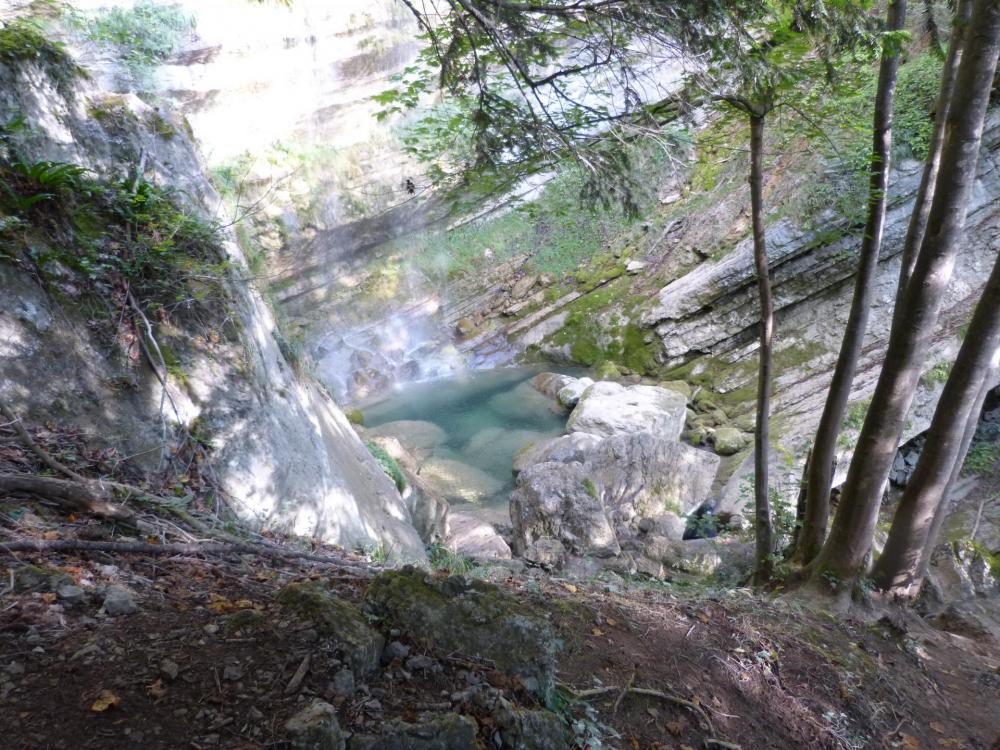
[419,458,504,504]
[567,382,687,440]
[285,700,347,750]
[512,433,602,475]
[364,569,559,701]
[0,52,427,561]
[446,512,513,560]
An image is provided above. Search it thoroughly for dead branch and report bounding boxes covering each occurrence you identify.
[564,682,718,737]
[0,397,86,482]
[0,474,135,523]
[0,538,373,575]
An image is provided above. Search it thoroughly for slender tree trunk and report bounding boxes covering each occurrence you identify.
[872,257,1000,593]
[749,111,775,584]
[925,0,944,56]
[915,371,995,579]
[895,0,973,304]
[810,0,1000,585]
[795,0,908,566]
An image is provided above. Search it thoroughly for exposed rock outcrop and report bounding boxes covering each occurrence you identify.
[567,382,687,439]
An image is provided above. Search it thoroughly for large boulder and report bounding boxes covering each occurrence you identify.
[567,382,687,440]
[373,436,449,543]
[640,537,753,583]
[419,458,504,504]
[368,420,447,462]
[348,714,478,750]
[584,433,720,526]
[364,568,560,701]
[556,377,595,408]
[285,700,347,750]
[512,432,602,475]
[510,462,620,558]
[278,582,384,679]
[447,511,513,559]
[709,427,747,456]
[530,372,577,399]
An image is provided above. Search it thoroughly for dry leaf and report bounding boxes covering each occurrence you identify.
[562,583,578,593]
[207,593,233,614]
[40,592,57,604]
[606,617,618,626]
[90,690,121,712]
[665,719,686,736]
[234,599,254,609]
[898,733,921,750]
[42,530,59,541]
[929,722,945,735]
[146,679,167,699]
[591,628,605,637]
[629,737,640,749]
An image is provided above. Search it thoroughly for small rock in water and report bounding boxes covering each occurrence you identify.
[102,585,138,616]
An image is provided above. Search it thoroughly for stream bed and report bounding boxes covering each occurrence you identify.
[360,367,577,519]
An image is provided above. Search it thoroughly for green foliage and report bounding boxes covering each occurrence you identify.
[842,398,871,431]
[0,152,228,318]
[921,360,951,388]
[0,17,82,97]
[345,409,365,426]
[365,440,407,493]
[427,543,474,575]
[69,1,193,86]
[891,53,944,162]
[583,478,597,499]
[963,441,1000,477]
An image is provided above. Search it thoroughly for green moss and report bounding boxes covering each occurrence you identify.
[346,408,365,426]
[583,478,597,499]
[921,360,951,388]
[842,398,871,431]
[145,110,177,140]
[365,440,407,492]
[0,18,83,97]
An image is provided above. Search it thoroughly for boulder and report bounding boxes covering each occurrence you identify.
[463,426,549,468]
[420,458,504,504]
[510,462,620,558]
[710,427,747,456]
[567,382,687,440]
[364,568,560,701]
[495,708,569,750]
[102,585,139,616]
[530,372,577,399]
[583,433,720,525]
[641,537,753,583]
[278,582,384,679]
[523,537,568,570]
[512,433,601,475]
[658,380,692,400]
[556,377,595,408]
[512,275,539,298]
[348,714,478,750]
[368,420,447,461]
[447,512,512,559]
[374,437,449,543]
[593,361,621,380]
[285,700,347,750]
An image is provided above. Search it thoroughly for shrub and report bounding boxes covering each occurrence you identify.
[0,18,82,97]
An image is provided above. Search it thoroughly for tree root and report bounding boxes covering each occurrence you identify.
[0,538,373,575]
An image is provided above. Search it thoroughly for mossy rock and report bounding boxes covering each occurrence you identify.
[278,582,384,679]
[733,413,756,432]
[225,608,267,635]
[348,714,478,750]
[363,567,559,702]
[658,380,692,401]
[593,360,621,380]
[346,409,365,426]
[711,427,747,456]
[13,565,71,592]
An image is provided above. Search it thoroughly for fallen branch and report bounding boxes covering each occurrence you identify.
[0,538,373,575]
[564,682,718,737]
[0,474,135,524]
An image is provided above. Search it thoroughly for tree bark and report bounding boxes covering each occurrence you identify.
[0,474,136,523]
[895,0,973,304]
[749,111,775,584]
[795,0,907,566]
[810,0,1000,585]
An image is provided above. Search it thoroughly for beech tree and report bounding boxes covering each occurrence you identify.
[809,0,1000,586]
[795,0,908,566]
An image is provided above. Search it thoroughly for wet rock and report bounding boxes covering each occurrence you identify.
[285,700,346,750]
[278,582,384,679]
[364,568,559,701]
[368,421,447,460]
[102,585,138,616]
[556,377,594,408]
[510,462,620,558]
[710,427,747,456]
[512,433,601,475]
[420,458,504,504]
[567,382,687,440]
[348,713,478,750]
[447,511,512,560]
[530,372,577,399]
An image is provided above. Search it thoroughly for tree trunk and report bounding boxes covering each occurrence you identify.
[795,0,907,566]
[810,0,1000,585]
[895,0,973,303]
[915,371,995,577]
[873,346,998,595]
[749,112,775,584]
[924,0,943,56]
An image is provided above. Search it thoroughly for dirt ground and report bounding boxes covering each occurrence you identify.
[1,517,999,750]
